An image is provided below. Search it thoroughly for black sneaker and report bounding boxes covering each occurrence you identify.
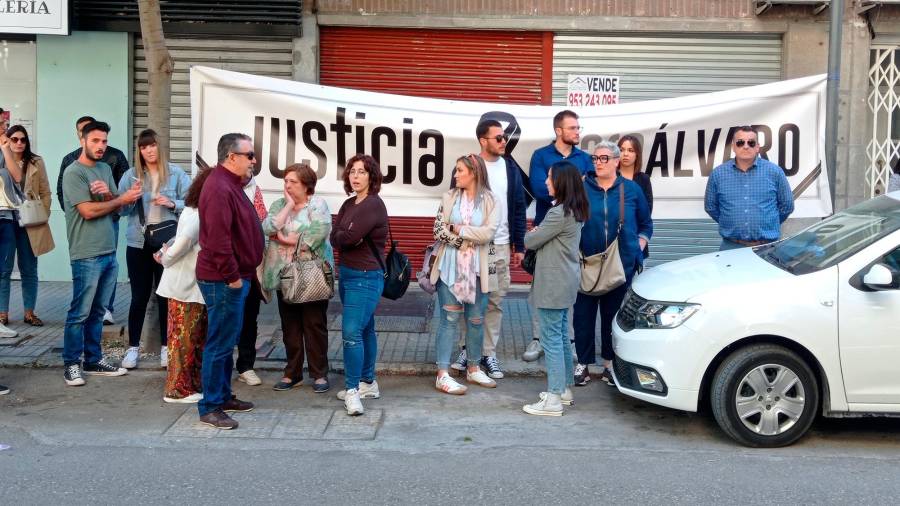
[83,359,128,377]
[0,384,9,395]
[450,348,467,372]
[64,363,85,386]
[480,356,504,379]
[599,369,616,387]
[574,363,591,386]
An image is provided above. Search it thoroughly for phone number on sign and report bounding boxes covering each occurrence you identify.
[567,92,618,107]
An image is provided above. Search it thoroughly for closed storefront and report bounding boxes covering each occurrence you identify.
[552,31,785,265]
[133,37,295,170]
[320,26,552,281]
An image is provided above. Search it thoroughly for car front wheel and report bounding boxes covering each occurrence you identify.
[711,344,819,447]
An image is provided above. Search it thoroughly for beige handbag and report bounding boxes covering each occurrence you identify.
[18,191,49,227]
[579,184,626,296]
[278,210,334,304]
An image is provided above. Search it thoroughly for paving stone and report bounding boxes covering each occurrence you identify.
[322,409,383,440]
[217,409,281,439]
[270,410,333,439]
[164,409,220,438]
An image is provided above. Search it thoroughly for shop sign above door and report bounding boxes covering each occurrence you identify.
[0,0,68,35]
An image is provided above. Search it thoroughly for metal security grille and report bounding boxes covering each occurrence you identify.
[133,37,294,170]
[552,32,784,104]
[866,47,900,197]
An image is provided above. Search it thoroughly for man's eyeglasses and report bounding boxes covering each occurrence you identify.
[9,137,26,144]
[734,139,757,148]
[232,151,255,160]
[591,154,617,164]
[562,126,583,132]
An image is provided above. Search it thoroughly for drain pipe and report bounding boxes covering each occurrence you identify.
[825,0,843,210]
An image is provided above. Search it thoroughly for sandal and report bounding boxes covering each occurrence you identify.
[23,314,43,327]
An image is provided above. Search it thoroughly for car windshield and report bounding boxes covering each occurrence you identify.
[756,194,900,275]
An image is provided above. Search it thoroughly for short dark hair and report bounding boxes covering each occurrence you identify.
[76,115,96,126]
[475,119,502,140]
[217,133,252,163]
[284,162,318,195]
[81,121,110,138]
[342,154,383,196]
[553,110,578,129]
[549,161,590,222]
[184,168,214,208]
[736,125,757,136]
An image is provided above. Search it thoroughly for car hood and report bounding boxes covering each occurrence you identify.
[633,247,793,302]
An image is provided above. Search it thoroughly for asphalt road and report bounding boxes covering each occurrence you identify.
[2,368,899,504]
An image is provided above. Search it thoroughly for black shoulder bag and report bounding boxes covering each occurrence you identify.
[137,194,177,251]
[365,224,411,300]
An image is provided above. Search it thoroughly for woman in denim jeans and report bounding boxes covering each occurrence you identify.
[330,154,389,416]
[522,162,589,416]
[428,155,500,395]
[118,129,191,369]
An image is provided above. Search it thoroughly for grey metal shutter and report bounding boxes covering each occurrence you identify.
[133,37,294,171]
[552,32,783,104]
[552,32,783,266]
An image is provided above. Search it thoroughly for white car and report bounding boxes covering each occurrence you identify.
[612,192,900,447]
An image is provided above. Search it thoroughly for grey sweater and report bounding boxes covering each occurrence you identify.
[525,205,583,309]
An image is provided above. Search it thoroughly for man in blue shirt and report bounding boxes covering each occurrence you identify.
[704,125,794,251]
[528,110,594,226]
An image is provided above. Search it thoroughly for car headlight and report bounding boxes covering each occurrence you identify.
[634,302,700,329]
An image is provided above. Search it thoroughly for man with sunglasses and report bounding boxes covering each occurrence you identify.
[704,125,794,251]
[449,119,527,379]
[195,133,264,430]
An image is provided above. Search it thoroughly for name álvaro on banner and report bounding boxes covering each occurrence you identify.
[190,66,831,218]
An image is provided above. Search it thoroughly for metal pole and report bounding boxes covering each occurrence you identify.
[825,0,844,209]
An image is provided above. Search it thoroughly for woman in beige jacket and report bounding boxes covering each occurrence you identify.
[429,154,499,395]
[0,125,54,328]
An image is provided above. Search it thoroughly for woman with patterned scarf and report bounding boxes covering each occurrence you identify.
[428,154,499,395]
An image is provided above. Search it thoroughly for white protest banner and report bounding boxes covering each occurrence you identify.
[567,74,620,108]
[191,67,830,218]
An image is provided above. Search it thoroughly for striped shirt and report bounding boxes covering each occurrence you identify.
[704,157,794,242]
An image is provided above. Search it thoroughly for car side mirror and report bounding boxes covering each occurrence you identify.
[862,263,897,290]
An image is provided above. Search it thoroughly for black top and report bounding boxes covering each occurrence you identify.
[631,171,653,259]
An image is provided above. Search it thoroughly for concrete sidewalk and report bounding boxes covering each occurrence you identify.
[0,281,589,376]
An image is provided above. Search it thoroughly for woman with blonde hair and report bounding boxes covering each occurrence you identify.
[119,129,191,369]
[428,154,499,395]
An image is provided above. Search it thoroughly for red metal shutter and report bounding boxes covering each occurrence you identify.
[321,27,551,283]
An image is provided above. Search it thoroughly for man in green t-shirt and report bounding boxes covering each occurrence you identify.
[60,121,142,387]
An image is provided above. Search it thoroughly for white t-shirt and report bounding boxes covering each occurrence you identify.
[484,157,509,245]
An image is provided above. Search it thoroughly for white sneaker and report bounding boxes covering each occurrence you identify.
[435,373,467,395]
[337,380,380,400]
[344,388,364,416]
[163,392,203,404]
[523,394,564,416]
[238,370,261,386]
[466,369,497,388]
[122,346,139,369]
[522,339,543,362]
[0,322,17,338]
[160,349,168,369]
[103,309,115,325]
[540,388,574,406]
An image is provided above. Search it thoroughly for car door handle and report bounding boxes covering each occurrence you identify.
[820,300,834,307]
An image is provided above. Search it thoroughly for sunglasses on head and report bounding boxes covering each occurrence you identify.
[482,134,508,143]
[735,139,757,148]
[232,151,255,160]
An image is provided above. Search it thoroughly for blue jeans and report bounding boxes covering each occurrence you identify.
[0,218,38,312]
[339,266,383,391]
[719,239,746,251]
[538,308,574,394]
[436,279,487,370]
[107,219,120,310]
[197,279,249,416]
[62,253,118,366]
